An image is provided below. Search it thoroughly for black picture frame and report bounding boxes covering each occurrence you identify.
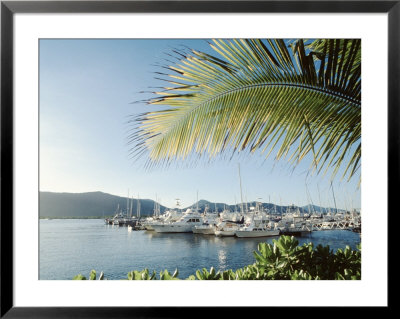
[1,0,395,317]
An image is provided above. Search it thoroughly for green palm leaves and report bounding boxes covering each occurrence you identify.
[130,39,361,181]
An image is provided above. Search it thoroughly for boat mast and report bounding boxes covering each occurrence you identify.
[154,194,157,217]
[238,163,244,215]
[317,184,324,215]
[330,182,338,214]
[196,190,199,212]
[130,196,133,218]
[305,183,316,215]
[127,189,129,217]
[137,194,141,218]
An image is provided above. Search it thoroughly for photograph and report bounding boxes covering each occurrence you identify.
[2,0,394,314]
[39,38,362,281]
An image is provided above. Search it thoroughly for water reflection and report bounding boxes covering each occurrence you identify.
[218,249,227,270]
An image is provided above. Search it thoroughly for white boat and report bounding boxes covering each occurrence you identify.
[111,212,125,226]
[151,208,204,233]
[142,206,184,230]
[193,223,217,235]
[278,219,312,236]
[235,207,280,238]
[214,221,241,237]
[215,229,238,237]
[235,224,280,238]
[105,204,125,225]
[192,209,220,235]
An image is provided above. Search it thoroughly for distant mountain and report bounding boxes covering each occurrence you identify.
[39,191,167,218]
[39,191,351,219]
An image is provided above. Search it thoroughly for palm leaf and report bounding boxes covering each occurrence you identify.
[129,38,361,181]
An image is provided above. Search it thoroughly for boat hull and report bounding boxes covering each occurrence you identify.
[152,224,195,233]
[193,227,215,235]
[215,230,236,237]
[235,229,280,238]
[280,229,311,236]
[143,225,155,231]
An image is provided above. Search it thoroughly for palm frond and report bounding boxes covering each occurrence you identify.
[130,38,361,181]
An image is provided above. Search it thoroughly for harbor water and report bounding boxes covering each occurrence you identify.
[39,219,361,280]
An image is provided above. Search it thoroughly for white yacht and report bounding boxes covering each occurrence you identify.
[235,222,280,238]
[151,208,204,233]
[214,220,242,237]
[192,223,217,235]
[192,211,220,235]
[278,219,312,236]
[111,212,125,226]
[142,208,184,231]
[235,206,280,238]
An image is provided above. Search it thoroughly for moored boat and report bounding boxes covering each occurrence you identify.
[214,221,241,237]
[235,227,280,238]
[193,223,217,235]
[152,208,204,233]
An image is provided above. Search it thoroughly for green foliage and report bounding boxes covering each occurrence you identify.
[159,269,180,280]
[253,236,361,279]
[72,274,86,280]
[73,236,361,280]
[127,269,156,280]
[72,270,104,280]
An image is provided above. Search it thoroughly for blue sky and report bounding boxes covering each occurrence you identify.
[39,39,361,210]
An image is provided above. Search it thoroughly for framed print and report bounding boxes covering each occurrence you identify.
[1,0,395,317]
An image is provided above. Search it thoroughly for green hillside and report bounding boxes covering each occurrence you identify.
[39,191,167,218]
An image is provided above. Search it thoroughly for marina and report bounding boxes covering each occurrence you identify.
[104,199,361,239]
[39,218,361,280]
[102,166,361,239]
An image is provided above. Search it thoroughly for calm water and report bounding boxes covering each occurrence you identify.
[39,219,361,280]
